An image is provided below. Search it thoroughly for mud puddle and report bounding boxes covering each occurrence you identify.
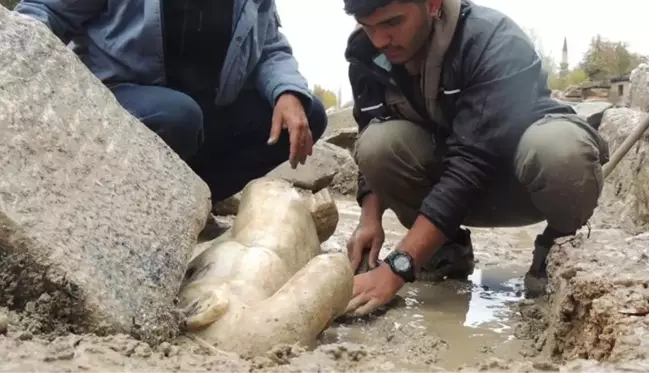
[317,198,542,369]
[320,263,529,370]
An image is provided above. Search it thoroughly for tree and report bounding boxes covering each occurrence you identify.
[523,28,590,91]
[549,67,589,91]
[579,35,648,81]
[565,68,589,86]
[312,84,338,110]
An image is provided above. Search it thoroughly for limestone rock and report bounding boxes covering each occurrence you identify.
[594,108,649,234]
[321,142,359,196]
[323,107,356,137]
[265,141,359,196]
[267,143,339,192]
[0,9,211,343]
[629,63,649,112]
[573,100,613,129]
[561,358,649,372]
[545,231,649,363]
[323,126,357,152]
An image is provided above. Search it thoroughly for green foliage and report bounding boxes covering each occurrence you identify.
[312,84,338,110]
[524,28,645,91]
[0,0,19,9]
[579,35,648,81]
[549,68,589,91]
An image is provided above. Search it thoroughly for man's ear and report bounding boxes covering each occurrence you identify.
[427,0,443,17]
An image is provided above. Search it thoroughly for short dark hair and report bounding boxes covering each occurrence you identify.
[343,0,427,18]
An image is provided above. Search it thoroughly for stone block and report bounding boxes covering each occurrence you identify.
[546,230,649,362]
[0,8,211,343]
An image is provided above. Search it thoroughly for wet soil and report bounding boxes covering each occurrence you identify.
[321,265,531,370]
[1,197,642,372]
[316,199,551,370]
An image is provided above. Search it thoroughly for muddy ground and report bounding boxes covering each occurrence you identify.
[1,196,647,372]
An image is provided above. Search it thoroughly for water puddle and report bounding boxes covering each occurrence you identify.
[317,198,535,368]
[321,264,528,369]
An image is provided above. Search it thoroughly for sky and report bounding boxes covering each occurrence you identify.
[275,0,648,104]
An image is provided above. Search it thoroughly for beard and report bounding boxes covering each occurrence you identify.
[398,12,435,68]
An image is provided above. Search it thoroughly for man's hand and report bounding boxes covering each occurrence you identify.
[344,214,449,316]
[345,263,404,316]
[347,193,386,273]
[346,220,385,273]
[268,92,313,169]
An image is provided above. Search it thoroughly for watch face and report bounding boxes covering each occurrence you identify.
[393,254,411,272]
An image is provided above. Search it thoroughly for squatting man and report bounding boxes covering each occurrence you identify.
[343,0,609,316]
[14,0,327,205]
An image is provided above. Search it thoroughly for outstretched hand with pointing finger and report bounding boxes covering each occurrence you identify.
[267,93,313,169]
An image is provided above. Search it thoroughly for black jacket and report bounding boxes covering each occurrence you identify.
[345,0,575,238]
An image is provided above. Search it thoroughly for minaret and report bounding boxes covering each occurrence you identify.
[560,37,569,77]
[337,85,342,109]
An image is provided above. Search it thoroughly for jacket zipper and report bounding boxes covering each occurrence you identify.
[159,0,168,85]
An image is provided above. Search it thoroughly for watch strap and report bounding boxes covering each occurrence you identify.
[385,251,416,283]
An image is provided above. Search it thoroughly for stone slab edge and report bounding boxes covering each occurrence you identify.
[544,230,649,363]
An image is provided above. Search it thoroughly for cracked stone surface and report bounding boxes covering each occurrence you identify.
[545,230,649,363]
[0,8,211,344]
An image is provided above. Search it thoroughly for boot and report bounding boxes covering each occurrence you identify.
[523,227,575,298]
[418,228,475,282]
[523,234,553,298]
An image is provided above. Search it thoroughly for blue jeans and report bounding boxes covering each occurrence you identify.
[109,83,328,202]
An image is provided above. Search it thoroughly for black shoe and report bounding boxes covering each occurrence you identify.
[523,234,553,298]
[523,227,575,298]
[418,228,475,282]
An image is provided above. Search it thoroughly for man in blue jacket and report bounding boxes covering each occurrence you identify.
[14,0,327,204]
[343,0,609,315]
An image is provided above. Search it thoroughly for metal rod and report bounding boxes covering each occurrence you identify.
[603,113,649,179]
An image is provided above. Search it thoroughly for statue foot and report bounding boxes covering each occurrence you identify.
[181,290,229,331]
[304,188,339,243]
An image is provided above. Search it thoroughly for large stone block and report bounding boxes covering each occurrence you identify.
[594,108,649,234]
[545,230,649,363]
[0,8,211,343]
[629,63,649,112]
[267,142,339,192]
[572,100,613,129]
[323,126,357,152]
[267,142,358,195]
[323,107,355,137]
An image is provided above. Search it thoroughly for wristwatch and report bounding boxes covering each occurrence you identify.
[384,251,416,283]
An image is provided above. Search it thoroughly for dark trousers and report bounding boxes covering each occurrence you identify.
[109,83,328,202]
